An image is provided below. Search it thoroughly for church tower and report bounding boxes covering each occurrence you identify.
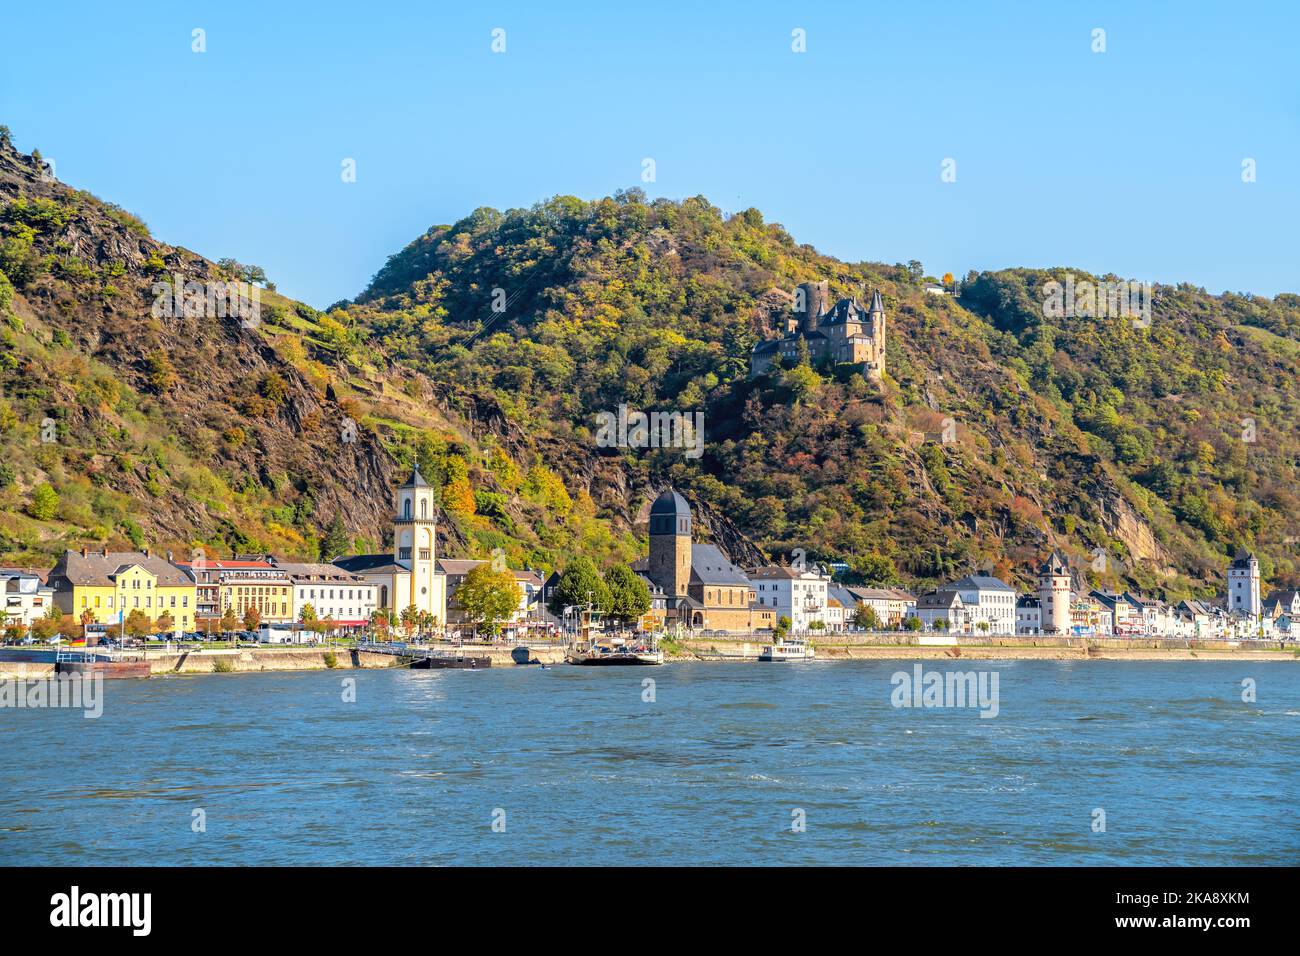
[1228,550,1261,619]
[1037,550,1072,635]
[394,466,441,620]
[867,290,887,381]
[648,489,692,597]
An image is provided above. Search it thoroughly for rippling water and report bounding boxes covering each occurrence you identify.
[1,661,1297,865]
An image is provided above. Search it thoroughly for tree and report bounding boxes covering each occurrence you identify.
[320,514,349,560]
[604,564,651,627]
[125,609,153,639]
[155,610,174,634]
[242,605,261,632]
[145,350,178,393]
[29,482,59,520]
[547,556,611,617]
[220,606,239,640]
[853,604,880,630]
[903,616,922,632]
[456,563,520,637]
[399,605,419,639]
[368,608,390,641]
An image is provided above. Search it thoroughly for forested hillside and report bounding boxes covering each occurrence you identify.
[3,125,1298,600]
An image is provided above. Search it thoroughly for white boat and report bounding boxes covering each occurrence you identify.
[758,638,815,661]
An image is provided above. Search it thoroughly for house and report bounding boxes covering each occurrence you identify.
[1015,595,1041,635]
[334,466,448,630]
[1090,590,1142,637]
[826,584,860,631]
[1,569,55,630]
[912,590,967,632]
[1264,589,1300,619]
[176,558,293,628]
[749,564,831,633]
[944,574,1017,634]
[48,548,197,635]
[750,281,886,380]
[271,561,378,633]
[641,489,774,632]
[844,586,917,628]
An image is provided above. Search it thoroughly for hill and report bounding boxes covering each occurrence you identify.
[3,127,1298,599]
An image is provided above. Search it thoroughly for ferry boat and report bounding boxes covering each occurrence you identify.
[410,651,492,669]
[758,638,815,662]
[565,637,664,666]
[54,648,152,679]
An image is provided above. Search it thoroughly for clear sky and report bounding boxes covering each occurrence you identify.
[2,1,1296,308]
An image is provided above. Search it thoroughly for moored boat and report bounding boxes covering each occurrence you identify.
[758,638,815,662]
[565,637,664,665]
[410,652,491,669]
[54,649,151,679]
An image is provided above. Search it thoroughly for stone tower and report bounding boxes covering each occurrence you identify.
[867,290,887,381]
[796,280,829,334]
[1037,550,1072,635]
[1228,550,1261,619]
[648,489,692,597]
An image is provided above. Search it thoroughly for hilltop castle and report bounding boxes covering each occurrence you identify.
[749,280,886,379]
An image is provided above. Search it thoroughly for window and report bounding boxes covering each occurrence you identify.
[403,499,412,519]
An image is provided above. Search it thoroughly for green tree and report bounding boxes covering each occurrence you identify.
[455,563,520,637]
[320,513,349,560]
[604,564,650,626]
[547,556,611,617]
[853,604,880,630]
[29,482,59,520]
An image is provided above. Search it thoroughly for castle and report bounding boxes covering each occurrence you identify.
[749,280,886,379]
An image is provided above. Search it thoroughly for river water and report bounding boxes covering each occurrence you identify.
[1,661,1296,865]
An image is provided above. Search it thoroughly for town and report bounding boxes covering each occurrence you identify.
[1,473,1293,648]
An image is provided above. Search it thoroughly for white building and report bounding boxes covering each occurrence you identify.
[912,590,967,632]
[274,562,378,632]
[749,564,830,633]
[945,574,1016,634]
[334,467,448,630]
[1015,595,1041,635]
[1037,551,1072,635]
[845,587,917,628]
[1,569,56,629]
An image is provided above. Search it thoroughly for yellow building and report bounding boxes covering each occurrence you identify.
[48,548,197,635]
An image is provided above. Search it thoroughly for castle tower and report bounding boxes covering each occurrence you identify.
[1228,550,1261,619]
[796,280,829,334]
[394,465,440,617]
[648,489,692,598]
[867,290,887,381]
[1037,550,1072,635]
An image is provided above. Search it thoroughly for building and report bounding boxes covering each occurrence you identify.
[177,559,293,629]
[334,466,448,630]
[641,489,774,632]
[944,574,1016,634]
[844,587,917,628]
[912,589,967,632]
[1090,590,1142,636]
[1,569,55,629]
[1037,550,1072,635]
[826,584,859,631]
[1227,550,1262,622]
[272,561,378,633]
[750,564,831,633]
[1015,595,1041,635]
[1264,589,1300,619]
[47,548,197,635]
[750,281,886,380]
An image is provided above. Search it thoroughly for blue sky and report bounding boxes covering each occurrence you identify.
[2,1,1296,307]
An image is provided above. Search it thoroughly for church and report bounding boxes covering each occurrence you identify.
[635,489,774,632]
[750,280,886,379]
[334,466,448,627]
